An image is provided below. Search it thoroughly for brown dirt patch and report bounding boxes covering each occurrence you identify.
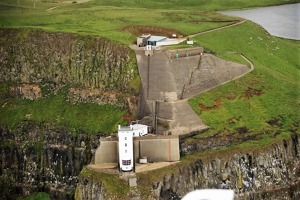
[123,25,184,38]
[244,87,263,100]
[199,99,222,111]
[267,117,282,127]
[236,126,249,134]
[10,84,42,100]
[227,93,236,100]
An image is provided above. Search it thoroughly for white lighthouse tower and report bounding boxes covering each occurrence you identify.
[118,124,148,171]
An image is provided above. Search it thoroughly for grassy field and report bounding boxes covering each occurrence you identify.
[0,0,280,44]
[5,0,296,10]
[189,21,299,137]
[0,84,126,134]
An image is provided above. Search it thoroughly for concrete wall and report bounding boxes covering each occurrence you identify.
[95,135,180,164]
[168,47,204,59]
[135,136,180,162]
[95,139,118,164]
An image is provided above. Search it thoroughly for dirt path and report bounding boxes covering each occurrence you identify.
[188,20,247,38]
[46,0,90,12]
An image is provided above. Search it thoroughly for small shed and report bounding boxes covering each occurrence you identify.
[137,34,151,47]
[147,36,167,46]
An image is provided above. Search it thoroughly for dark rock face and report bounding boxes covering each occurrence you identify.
[75,177,108,200]
[0,122,100,199]
[180,131,271,156]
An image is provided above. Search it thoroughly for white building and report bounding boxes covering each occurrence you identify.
[118,124,148,171]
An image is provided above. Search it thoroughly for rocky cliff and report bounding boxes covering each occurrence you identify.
[0,122,101,199]
[75,134,299,200]
[148,134,300,199]
[0,28,138,93]
[0,28,140,199]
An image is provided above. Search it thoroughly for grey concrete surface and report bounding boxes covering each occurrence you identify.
[135,136,180,162]
[95,140,118,164]
[182,54,250,99]
[168,101,207,135]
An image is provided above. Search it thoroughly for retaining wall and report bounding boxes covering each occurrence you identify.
[168,47,204,59]
[95,135,180,164]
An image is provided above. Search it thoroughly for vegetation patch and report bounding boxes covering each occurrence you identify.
[267,116,283,127]
[0,84,126,134]
[0,1,239,44]
[198,99,221,111]
[79,166,130,198]
[17,192,51,200]
[244,87,264,100]
[226,92,237,100]
[189,21,299,137]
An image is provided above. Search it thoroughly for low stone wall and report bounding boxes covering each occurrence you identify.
[168,47,204,59]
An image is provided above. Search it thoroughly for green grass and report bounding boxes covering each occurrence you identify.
[188,21,300,137]
[77,166,130,199]
[0,1,298,44]
[17,192,50,200]
[0,85,126,134]
[0,0,249,44]
[106,0,299,10]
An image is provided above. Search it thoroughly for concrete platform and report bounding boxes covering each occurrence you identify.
[88,162,179,174]
[136,161,179,173]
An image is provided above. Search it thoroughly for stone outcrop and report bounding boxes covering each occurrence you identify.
[0,28,138,93]
[180,130,267,156]
[75,179,108,200]
[0,122,100,199]
[68,87,137,113]
[9,84,42,100]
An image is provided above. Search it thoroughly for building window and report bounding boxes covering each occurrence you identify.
[125,143,127,147]
[122,160,131,165]
[125,150,127,153]
[125,137,127,140]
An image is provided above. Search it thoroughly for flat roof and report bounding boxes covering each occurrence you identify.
[148,36,167,42]
[118,124,148,132]
[139,34,151,38]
